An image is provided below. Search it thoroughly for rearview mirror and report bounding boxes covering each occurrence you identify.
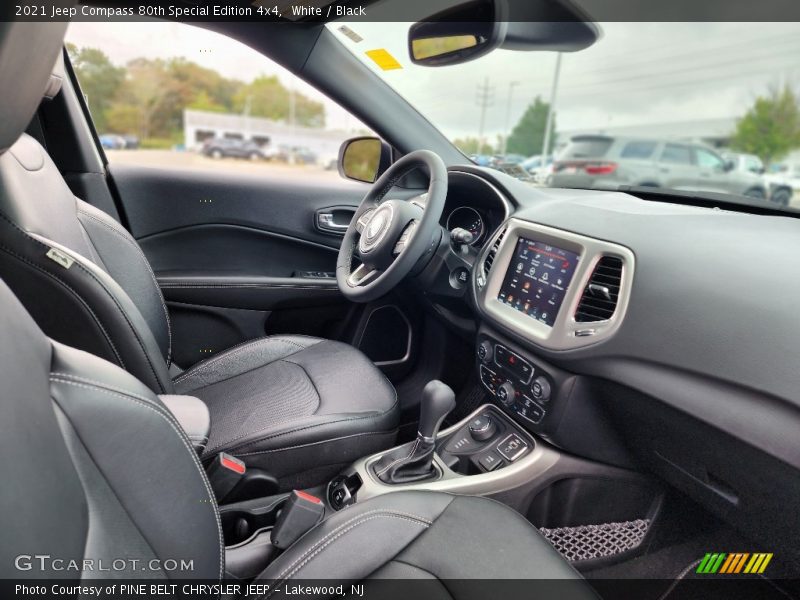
[408,0,508,67]
[338,137,392,183]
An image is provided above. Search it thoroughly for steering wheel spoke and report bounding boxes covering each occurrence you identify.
[355,207,376,234]
[347,263,381,287]
[393,219,420,256]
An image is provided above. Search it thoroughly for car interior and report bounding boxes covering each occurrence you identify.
[2,2,800,599]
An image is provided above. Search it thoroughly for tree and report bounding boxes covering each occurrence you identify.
[66,43,125,133]
[233,75,325,127]
[506,96,554,157]
[452,136,495,155]
[731,85,800,164]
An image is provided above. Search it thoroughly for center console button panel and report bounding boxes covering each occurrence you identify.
[436,405,535,476]
[497,433,528,462]
[478,334,555,429]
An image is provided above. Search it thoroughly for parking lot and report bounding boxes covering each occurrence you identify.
[106,149,800,208]
[105,150,345,184]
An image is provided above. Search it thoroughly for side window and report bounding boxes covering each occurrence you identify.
[660,144,692,165]
[65,22,370,177]
[745,156,763,173]
[695,148,725,170]
[620,141,657,159]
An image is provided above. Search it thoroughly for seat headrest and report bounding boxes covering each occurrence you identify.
[0,21,71,155]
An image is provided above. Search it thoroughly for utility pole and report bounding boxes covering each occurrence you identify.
[476,77,494,154]
[541,53,562,163]
[501,80,520,157]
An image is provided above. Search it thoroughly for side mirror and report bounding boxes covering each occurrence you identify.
[408,0,508,67]
[338,137,392,184]
[723,159,735,172]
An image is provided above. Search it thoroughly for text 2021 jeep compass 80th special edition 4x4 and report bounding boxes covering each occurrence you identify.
[1,1,800,599]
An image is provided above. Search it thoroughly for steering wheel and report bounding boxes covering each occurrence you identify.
[336,150,448,303]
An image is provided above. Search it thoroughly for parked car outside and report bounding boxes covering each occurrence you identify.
[99,133,126,150]
[265,144,318,164]
[521,154,554,183]
[550,135,768,199]
[201,137,266,160]
[121,134,140,150]
[723,152,793,206]
[493,153,526,165]
[468,153,494,167]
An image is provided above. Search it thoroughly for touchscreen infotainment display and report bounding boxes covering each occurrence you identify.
[497,237,580,327]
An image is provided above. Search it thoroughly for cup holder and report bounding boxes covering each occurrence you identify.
[219,494,286,547]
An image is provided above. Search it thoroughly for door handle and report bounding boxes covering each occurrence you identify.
[317,213,348,231]
[315,206,356,235]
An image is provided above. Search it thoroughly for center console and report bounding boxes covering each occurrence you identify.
[326,402,560,509]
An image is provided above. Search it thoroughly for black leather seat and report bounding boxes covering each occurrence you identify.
[0,277,595,597]
[0,23,398,487]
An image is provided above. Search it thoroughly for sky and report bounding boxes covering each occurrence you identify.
[67,20,800,142]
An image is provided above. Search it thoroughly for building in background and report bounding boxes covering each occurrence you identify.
[183,109,364,161]
[556,117,737,150]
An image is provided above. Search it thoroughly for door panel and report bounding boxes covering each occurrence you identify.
[111,164,368,246]
[109,163,371,367]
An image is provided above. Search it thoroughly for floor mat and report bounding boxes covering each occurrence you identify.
[541,519,651,562]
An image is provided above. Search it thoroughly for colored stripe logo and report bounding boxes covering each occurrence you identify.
[696,552,773,574]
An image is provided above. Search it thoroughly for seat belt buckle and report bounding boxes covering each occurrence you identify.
[271,490,325,549]
[206,452,246,502]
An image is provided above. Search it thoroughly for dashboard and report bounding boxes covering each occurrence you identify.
[438,171,509,250]
[435,165,800,563]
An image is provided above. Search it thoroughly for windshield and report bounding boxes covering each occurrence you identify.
[327,21,800,208]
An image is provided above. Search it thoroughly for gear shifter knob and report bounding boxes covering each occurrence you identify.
[418,380,456,442]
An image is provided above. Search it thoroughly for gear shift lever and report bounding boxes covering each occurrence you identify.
[417,380,457,442]
[372,380,455,484]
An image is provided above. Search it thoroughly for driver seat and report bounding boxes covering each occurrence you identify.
[0,27,398,488]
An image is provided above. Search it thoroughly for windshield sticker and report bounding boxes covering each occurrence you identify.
[338,25,363,43]
[365,49,402,71]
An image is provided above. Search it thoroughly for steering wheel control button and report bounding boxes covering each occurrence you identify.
[497,433,529,462]
[468,414,497,442]
[477,450,503,472]
[477,340,493,363]
[497,381,516,407]
[494,344,533,384]
[393,220,418,255]
[531,376,552,402]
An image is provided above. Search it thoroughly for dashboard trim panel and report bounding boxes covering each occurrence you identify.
[476,218,635,351]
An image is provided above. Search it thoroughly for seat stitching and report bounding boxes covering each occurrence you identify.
[49,376,224,582]
[173,337,310,386]
[375,437,420,477]
[0,244,125,367]
[270,510,432,586]
[50,372,159,405]
[77,207,174,366]
[223,361,399,454]
[222,394,399,454]
[276,515,431,590]
[202,358,322,456]
[0,211,168,392]
[75,216,106,269]
[234,430,397,456]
